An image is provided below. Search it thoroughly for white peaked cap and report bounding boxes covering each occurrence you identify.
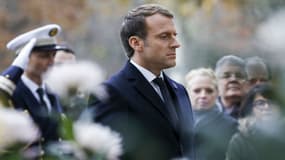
[6,24,62,53]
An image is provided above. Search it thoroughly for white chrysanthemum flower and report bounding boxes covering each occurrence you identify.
[73,122,123,160]
[45,61,106,98]
[256,9,285,54]
[0,108,39,150]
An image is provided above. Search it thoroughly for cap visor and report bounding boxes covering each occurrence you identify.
[32,44,62,52]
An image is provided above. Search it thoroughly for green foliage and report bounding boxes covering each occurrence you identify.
[60,115,75,141]
[0,146,22,160]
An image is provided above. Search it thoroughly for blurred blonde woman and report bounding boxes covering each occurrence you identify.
[185,68,237,160]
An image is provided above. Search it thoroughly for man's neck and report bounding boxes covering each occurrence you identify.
[24,72,42,86]
[221,96,241,108]
[130,58,161,76]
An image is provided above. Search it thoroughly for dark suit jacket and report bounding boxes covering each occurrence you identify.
[90,61,194,160]
[193,107,237,160]
[12,79,62,143]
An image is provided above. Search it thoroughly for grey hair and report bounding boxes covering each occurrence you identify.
[215,55,246,76]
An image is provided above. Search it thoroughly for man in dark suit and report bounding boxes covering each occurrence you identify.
[6,24,64,145]
[89,4,194,160]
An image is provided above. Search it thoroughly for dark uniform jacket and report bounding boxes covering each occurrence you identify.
[12,78,62,143]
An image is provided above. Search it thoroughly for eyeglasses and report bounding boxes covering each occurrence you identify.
[252,99,272,109]
[218,72,246,80]
[248,78,268,85]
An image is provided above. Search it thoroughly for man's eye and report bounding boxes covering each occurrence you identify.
[235,73,243,78]
[221,73,231,78]
[159,34,169,39]
[249,79,257,84]
[193,89,201,93]
[205,88,214,94]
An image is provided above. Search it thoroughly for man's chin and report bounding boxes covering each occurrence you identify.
[225,95,242,103]
[226,91,243,97]
[165,62,176,68]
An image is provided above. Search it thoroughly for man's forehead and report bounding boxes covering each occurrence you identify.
[219,64,244,73]
[247,71,268,79]
[146,14,174,28]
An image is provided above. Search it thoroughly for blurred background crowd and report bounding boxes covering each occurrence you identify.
[1,0,285,85]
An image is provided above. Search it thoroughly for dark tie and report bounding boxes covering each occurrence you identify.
[153,77,178,126]
[36,88,49,113]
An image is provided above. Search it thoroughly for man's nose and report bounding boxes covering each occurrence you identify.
[199,90,207,97]
[228,74,244,81]
[171,37,180,48]
[228,74,238,81]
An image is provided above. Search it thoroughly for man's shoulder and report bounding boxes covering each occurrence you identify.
[12,79,32,103]
[104,62,137,89]
[13,79,26,94]
[11,80,28,108]
[212,107,237,122]
[169,78,184,88]
[104,72,126,92]
[164,75,186,91]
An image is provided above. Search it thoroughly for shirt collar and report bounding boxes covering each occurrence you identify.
[130,60,163,82]
[21,74,46,93]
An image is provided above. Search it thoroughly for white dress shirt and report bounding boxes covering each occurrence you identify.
[21,74,52,112]
[130,60,165,100]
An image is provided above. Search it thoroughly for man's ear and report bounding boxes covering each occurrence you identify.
[129,36,143,52]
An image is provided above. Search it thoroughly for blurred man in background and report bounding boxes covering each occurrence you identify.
[245,56,270,90]
[54,43,76,65]
[215,55,247,119]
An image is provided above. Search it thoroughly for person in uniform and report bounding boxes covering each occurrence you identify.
[6,24,64,157]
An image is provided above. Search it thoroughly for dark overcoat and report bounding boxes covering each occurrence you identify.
[90,61,194,160]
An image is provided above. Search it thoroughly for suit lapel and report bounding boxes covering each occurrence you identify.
[164,75,193,128]
[125,62,176,127]
[19,80,62,115]
[20,81,39,107]
[19,81,48,117]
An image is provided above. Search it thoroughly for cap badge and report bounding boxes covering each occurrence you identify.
[49,28,58,37]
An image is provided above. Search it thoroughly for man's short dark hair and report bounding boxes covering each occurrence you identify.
[120,4,174,58]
